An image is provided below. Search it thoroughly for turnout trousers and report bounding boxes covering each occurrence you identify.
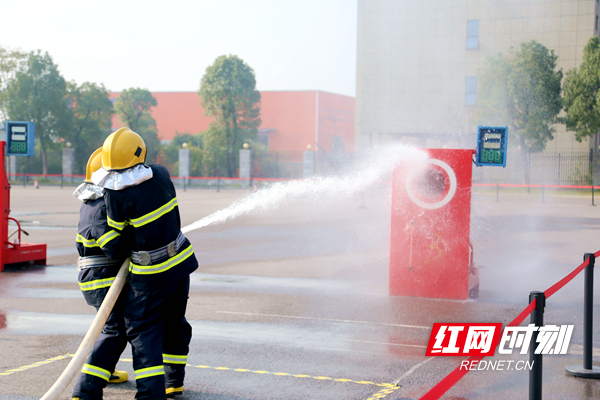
[72,288,128,400]
[125,276,192,400]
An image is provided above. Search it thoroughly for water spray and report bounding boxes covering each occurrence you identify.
[182,144,428,233]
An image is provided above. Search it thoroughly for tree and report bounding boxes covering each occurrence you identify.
[473,41,563,183]
[563,37,600,142]
[5,51,72,175]
[0,46,27,124]
[67,81,114,173]
[199,55,261,177]
[114,88,161,163]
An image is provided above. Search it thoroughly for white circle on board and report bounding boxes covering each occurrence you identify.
[406,159,457,210]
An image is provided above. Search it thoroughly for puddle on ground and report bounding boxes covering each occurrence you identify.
[0,309,401,356]
[192,272,360,295]
[0,309,93,335]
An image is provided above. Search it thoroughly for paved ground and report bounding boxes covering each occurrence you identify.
[0,183,600,399]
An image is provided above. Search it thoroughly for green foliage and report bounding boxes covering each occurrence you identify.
[199,55,261,177]
[570,160,593,185]
[114,88,161,163]
[162,132,203,164]
[200,123,228,176]
[161,132,204,176]
[249,141,282,178]
[5,50,72,175]
[67,81,114,174]
[473,41,563,154]
[563,37,600,142]
[0,46,27,124]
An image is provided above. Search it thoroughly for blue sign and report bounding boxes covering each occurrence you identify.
[6,121,34,156]
[475,126,507,167]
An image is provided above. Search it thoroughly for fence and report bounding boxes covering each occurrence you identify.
[251,150,303,179]
[8,150,597,191]
[7,173,295,193]
[8,174,86,188]
[473,150,594,186]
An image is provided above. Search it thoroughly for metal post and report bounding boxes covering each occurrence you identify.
[590,149,595,206]
[60,174,63,189]
[529,291,545,400]
[558,153,561,185]
[217,175,220,192]
[23,156,28,188]
[584,254,594,370]
[183,177,186,192]
[566,253,600,378]
[542,184,545,204]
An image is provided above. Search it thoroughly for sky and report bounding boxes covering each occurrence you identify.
[1,0,357,97]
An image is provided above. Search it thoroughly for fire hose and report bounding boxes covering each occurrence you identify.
[39,258,130,400]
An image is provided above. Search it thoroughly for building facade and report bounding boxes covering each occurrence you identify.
[109,90,355,160]
[356,0,599,153]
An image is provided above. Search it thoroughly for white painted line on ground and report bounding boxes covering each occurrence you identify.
[216,311,430,330]
[391,357,434,385]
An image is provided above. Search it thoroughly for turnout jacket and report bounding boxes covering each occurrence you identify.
[103,164,198,290]
[76,197,131,307]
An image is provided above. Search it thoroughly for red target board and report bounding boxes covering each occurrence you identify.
[389,149,478,300]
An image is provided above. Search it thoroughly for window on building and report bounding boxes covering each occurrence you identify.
[467,20,479,50]
[465,77,478,106]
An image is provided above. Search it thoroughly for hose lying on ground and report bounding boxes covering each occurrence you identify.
[40,258,130,400]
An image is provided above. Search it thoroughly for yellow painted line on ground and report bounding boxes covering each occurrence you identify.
[189,362,397,388]
[0,354,73,377]
[120,358,399,391]
[366,386,400,400]
[1,353,401,398]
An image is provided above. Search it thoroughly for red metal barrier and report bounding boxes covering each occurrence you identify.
[1,144,47,271]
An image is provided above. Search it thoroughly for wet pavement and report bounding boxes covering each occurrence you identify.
[0,185,600,399]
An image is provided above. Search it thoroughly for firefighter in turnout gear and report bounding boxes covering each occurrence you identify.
[92,128,198,400]
[71,148,132,400]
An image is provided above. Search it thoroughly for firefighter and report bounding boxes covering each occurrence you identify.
[92,128,198,400]
[71,148,132,400]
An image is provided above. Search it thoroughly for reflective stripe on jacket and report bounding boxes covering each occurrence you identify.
[103,164,198,290]
[76,197,131,307]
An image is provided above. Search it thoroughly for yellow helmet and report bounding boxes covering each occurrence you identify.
[85,148,103,183]
[102,127,147,171]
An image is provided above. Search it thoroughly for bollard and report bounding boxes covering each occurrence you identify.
[496,183,499,202]
[566,253,600,378]
[592,185,595,207]
[217,176,220,192]
[60,174,63,189]
[183,177,186,192]
[529,291,545,400]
